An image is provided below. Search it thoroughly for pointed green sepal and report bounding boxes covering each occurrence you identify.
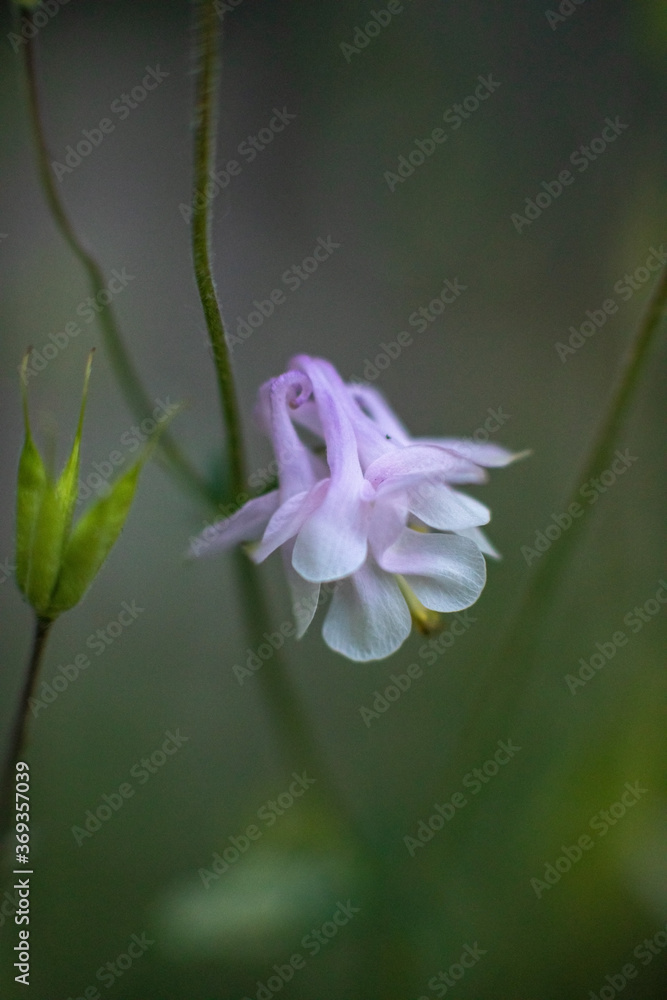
[15,352,95,615]
[15,353,48,600]
[14,352,180,620]
[46,460,143,616]
[45,403,181,617]
[22,479,67,614]
[55,350,93,541]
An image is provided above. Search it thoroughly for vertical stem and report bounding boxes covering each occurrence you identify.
[188,3,420,991]
[191,0,246,497]
[20,9,214,508]
[1,615,52,832]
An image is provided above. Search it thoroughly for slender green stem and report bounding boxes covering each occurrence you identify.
[1,615,52,834]
[191,0,246,497]
[20,11,214,509]
[190,4,410,987]
[232,554,349,822]
[233,552,415,998]
[456,264,667,760]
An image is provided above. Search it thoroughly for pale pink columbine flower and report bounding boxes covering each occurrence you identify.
[192,356,521,661]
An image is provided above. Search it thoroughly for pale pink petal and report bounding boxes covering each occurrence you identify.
[367,499,407,560]
[252,481,328,563]
[189,491,279,557]
[289,356,369,582]
[365,445,483,492]
[343,389,402,467]
[420,438,521,467]
[322,560,411,661]
[266,371,317,499]
[347,384,411,445]
[290,358,364,492]
[294,354,391,468]
[252,377,275,437]
[378,529,486,611]
[289,399,324,438]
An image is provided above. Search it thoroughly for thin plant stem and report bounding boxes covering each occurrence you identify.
[20,11,214,509]
[189,0,369,886]
[191,0,246,497]
[456,264,667,765]
[233,553,352,830]
[232,552,416,998]
[1,615,52,833]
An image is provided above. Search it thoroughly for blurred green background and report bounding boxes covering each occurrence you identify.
[0,0,665,997]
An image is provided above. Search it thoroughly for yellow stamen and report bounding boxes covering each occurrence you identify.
[396,575,443,636]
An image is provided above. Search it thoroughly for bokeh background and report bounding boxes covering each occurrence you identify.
[0,0,665,997]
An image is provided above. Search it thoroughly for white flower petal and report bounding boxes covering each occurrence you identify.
[406,482,490,530]
[379,530,486,611]
[189,492,279,557]
[292,494,370,583]
[322,561,411,661]
[281,544,320,638]
[457,525,501,559]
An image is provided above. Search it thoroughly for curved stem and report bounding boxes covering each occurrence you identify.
[20,11,215,509]
[1,615,52,834]
[457,265,667,763]
[191,0,246,497]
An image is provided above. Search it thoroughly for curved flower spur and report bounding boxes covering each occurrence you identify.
[191,356,524,661]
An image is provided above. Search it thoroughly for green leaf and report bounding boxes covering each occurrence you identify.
[46,460,142,616]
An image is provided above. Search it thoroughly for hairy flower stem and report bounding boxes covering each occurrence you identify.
[191,0,246,498]
[1,615,52,836]
[190,5,390,951]
[455,265,667,780]
[20,13,214,509]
